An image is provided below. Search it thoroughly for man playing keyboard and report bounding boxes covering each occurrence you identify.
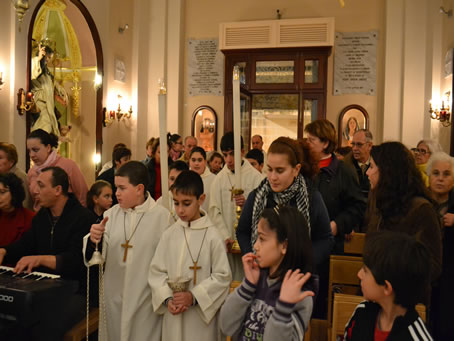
[0,166,95,341]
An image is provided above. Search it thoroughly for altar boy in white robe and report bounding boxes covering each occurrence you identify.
[149,170,231,341]
[209,132,264,280]
[83,161,170,341]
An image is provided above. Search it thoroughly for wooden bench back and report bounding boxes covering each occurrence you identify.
[327,255,363,324]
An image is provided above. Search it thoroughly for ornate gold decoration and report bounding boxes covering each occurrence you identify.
[11,0,29,32]
[231,188,244,253]
[70,71,81,117]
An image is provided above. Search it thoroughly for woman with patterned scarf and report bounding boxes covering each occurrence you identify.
[237,137,333,274]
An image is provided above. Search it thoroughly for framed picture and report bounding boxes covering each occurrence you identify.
[338,104,369,147]
[191,106,217,152]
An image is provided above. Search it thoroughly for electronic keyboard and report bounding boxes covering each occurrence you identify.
[0,266,77,326]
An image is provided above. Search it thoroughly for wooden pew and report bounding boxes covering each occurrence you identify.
[63,307,99,341]
[343,232,365,255]
[327,255,363,325]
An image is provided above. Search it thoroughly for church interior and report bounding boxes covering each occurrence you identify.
[1,0,453,176]
[0,0,453,340]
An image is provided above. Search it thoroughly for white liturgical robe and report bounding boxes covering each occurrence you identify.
[149,213,231,341]
[200,166,215,212]
[83,194,170,341]
[208,160,263,280]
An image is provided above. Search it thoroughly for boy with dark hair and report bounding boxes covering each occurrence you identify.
[84,161,170,341]
[245,148,264,173]
[98,143,127,175]
[150,170,231,340]
[344,231,433,341]
[209,132,263,280]
[97,146,131,205]
[157,160,189,221]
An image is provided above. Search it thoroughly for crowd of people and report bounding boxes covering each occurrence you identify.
[0,121,451,340]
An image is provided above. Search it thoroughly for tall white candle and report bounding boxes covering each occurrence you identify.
[158,81,169,209]
[232,65,242,189]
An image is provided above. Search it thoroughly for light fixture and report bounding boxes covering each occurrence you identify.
[92,153,101,165]
[103,95,133,126]
[11,0,29,32]
[440,6,453,18]
[429,91,451,127]
[16,88,35,115]
[115,94,132,121]
[0,70,4,89]
[94,73,102,90]
[118,24,129,34]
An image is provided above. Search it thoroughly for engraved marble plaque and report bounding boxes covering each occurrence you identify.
[334,31,378,95]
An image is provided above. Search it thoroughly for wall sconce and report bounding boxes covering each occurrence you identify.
[94,73,102,91]
[440,6,453,18]
[115,94,132,121]
[429,92,451,127]
[16,88,35,115]
[103,95,133,126]
[0,70,4,89]
[11,0,29,32]
[118,24,129,34]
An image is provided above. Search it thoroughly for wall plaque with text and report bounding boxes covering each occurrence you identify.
[334,31,378,96]
[187,39,224,96]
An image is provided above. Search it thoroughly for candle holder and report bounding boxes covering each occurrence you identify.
[167,277,191,292]
[16,88,36,116]
[231,188,244,253]
[429,92,451,127]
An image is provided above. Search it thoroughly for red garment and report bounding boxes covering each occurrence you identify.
[319,156,332,169]
[0,207,35,246]
[154,163,162,200]
[374,324,390,341]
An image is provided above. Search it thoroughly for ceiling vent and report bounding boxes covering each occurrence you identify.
[220,17,334,50]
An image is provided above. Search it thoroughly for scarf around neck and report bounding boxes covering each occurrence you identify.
[251,173,311,249]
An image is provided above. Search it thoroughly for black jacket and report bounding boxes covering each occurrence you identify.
[4,194,95,284]
[344,300,433,341]
[313,154,367,254]
[343,152,370,199]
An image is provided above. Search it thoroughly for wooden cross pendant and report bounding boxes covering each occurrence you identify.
[189,261,201,285]
[121,240,133,262]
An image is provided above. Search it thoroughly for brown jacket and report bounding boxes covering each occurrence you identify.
[366,196,442,282]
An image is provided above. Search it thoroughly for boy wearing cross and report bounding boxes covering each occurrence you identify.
[83,161,170,341]
[149,170,231,340]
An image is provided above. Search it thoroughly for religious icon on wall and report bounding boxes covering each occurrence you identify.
[338,105,369,147]
[192,106,217,152]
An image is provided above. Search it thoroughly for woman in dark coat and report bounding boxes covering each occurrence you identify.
[305,119,367,255]
[365,142,442,284]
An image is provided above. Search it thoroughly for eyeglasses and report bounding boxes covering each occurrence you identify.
[351,142,367,148]
[411,148,430,155]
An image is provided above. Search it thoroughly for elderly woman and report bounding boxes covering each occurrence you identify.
[0,173,35,246]
[427,152,454,340]
[365,142,442,284]
[413,139,442,186]
[0,142,33,209]
[27,129,88,210]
